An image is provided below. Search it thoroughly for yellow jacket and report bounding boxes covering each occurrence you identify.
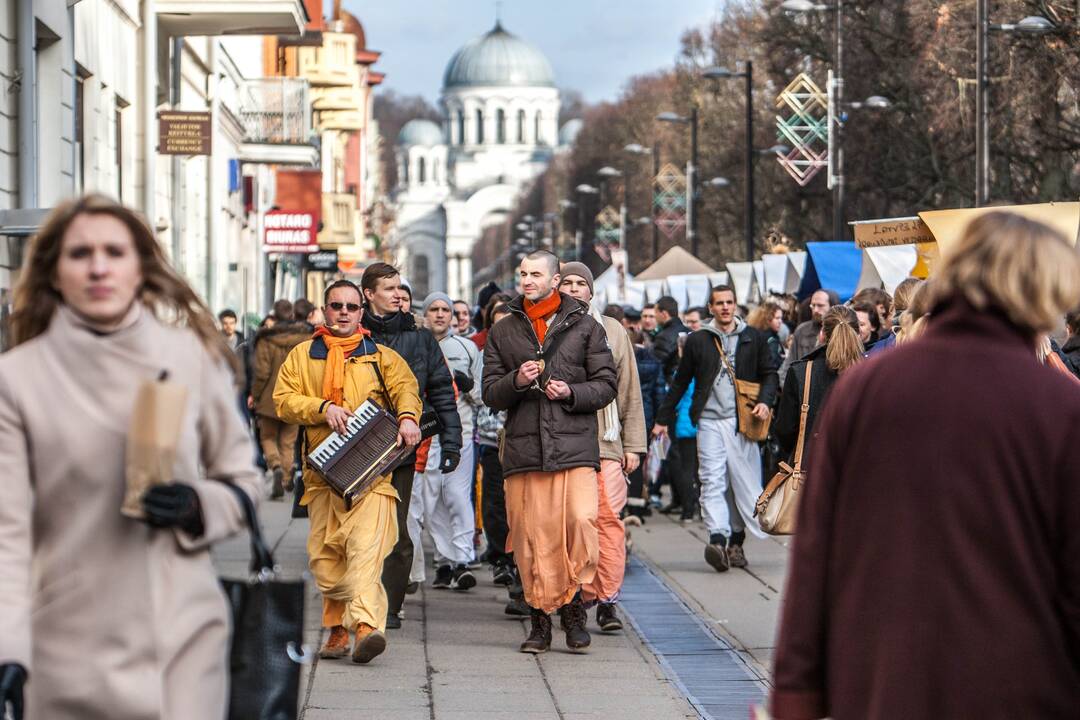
[274,335,422,496]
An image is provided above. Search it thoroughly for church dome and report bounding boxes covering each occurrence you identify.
[442,22,555,90]
[397,119,445,147]
[558,119,584,147]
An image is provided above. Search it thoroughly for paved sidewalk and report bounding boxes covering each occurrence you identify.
[213,495,701,720]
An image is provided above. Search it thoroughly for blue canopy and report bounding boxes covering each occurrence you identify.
[797,241,863,302]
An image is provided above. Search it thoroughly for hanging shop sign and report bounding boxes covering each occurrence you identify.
[263,211,318,253]
[304,250,339,271]
[158,111,212,155]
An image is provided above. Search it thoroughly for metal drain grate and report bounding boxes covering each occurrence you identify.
[620,556,767,720]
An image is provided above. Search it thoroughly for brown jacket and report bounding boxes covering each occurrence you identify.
[0,305,262,719]
[596,314,647,462]
[251,321,311,418]
[482,292,617,476]
[771,299,1080,720]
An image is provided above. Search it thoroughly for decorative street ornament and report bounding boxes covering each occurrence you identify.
[653,163,687,240]
[595,205,622,247]
[775,73,828,186]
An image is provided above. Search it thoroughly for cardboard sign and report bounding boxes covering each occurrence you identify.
[158,111,212,155]
[852,217,935,249]
[263,211,318,253]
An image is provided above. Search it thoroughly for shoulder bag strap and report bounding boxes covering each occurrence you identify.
[367,348,399,416]
[713,336,736,380]
[791,361,814,472]
[222,481,274,575]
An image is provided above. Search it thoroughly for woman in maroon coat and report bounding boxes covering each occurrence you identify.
[771,211,1080,720]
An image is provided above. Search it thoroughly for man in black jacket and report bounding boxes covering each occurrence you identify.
[655,285,778,572]
[360,263,462,629]
[651,295,688,383]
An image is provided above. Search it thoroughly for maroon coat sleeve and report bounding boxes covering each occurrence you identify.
[769,374,853,720]
[1060,403,1080,666]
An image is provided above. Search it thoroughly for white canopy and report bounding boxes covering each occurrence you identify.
[726,262,759,305]
[857,245,918,294]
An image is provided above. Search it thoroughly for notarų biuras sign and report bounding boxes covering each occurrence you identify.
[263,212,318,253]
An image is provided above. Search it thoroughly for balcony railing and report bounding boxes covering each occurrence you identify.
[238,78,312,145]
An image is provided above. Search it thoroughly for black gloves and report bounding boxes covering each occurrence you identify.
[143,483,205,537]
[0,663,26,720]
[439,451,461,474]
[453,370,474,393]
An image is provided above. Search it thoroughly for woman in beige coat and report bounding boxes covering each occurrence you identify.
[0,195,262,719]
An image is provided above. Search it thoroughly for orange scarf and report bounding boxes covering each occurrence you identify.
[313,326,369,406]
[524,292,562,346]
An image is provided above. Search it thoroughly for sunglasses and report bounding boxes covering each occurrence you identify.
[328,302,361,312]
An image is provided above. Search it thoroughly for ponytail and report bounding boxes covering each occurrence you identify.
[821,305,863,372]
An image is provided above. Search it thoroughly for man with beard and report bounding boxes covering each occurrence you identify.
[483,251,617,654]
[655,285,778,572]
[360,263,462,629]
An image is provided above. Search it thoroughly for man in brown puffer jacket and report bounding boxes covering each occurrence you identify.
[482,250,617,656]
[251,298,311,499]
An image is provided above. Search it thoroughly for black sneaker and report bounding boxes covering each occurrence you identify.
[450,565,476,591]
[432,564,452,589]
[270,467,284,500]
[385,613,402,630]
[705,535,730,573]
[405,581,419,595]
[504,597,531,617]
[492,562,514,587]
[596,602,623,632]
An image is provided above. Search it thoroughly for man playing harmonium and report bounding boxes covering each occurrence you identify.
[274,279,422,664]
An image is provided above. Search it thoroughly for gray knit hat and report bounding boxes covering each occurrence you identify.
[422,291,453,315]
[559,261,594,295]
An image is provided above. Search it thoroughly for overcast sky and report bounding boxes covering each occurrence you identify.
[342,0,722,104]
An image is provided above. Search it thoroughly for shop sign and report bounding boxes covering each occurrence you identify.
[305,250,339,271]
[263,211,318,253]
[158,111,212,155]
[852,217,934,249]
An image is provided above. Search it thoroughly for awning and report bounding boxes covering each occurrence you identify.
[919,202,1079,256]
[635,246,715,281]
[726,262,758,305]
[856,245,918,294]
[797,241,863,302]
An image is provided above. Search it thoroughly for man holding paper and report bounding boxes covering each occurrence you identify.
[274,279,422,665]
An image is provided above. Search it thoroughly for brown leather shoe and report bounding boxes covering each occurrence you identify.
[319,625,349,659]
[727,544,748,568]
[352,623,387,664]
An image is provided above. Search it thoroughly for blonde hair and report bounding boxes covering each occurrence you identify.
[822,305,863,372]
[747,300,783,332]
[896,281,934,346]
[930,211,1080,335]
[12,194,234,369]
[891,278,923,315]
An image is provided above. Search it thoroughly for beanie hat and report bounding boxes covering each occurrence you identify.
[559,262,594,295]
[422,291,453,315]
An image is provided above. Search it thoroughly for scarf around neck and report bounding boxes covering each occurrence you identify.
[313,325,370,407]
[524,292,562,346]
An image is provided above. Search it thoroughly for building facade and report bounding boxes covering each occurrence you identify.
[390,21,578,301]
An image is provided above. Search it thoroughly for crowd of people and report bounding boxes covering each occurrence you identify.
[1,194,1079,719]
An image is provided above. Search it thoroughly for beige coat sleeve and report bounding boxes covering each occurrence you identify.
[0,368,32,667]
[611,319,647,455]
[177,347,263,552]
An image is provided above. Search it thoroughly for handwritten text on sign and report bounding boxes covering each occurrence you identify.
[263,212,318,253]
[853,217,935,249]
[158,111,212,156]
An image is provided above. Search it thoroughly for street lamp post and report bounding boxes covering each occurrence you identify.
[574,184,598,261]
[976,10,1056,206]
[657,109,700,257]
[625,143,658,260]
[704,62,756,260]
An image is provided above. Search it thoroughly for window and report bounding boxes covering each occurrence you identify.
[432,160,439,184]
[475,109,484,144]
[402,156,409,184]
[413,255,430,297]
[534,111,543,145]
[517,109,526,143]
[418,156,426,184]
[75,74,85,193]
[115,105,124,200]
[456,110,465,145]
[496,108,506,144]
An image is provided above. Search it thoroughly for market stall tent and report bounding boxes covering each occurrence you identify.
[857,245,918,294]
[797,241,863,302]
[635,246,715,280]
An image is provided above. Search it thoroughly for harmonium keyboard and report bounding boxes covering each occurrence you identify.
[306,400,407,510]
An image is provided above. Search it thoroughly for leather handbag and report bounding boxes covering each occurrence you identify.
[713,337,772,442]
[755,361,813,535]
[220,483,306,720]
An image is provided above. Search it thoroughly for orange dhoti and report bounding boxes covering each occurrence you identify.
[582,459,628,604]
[504,467,599,614]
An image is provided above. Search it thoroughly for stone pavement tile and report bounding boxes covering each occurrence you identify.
[303,709,429,720]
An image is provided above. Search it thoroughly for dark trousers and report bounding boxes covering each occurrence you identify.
[673,437,699,519]
[381,462,415,616]
[478,445,510,567]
